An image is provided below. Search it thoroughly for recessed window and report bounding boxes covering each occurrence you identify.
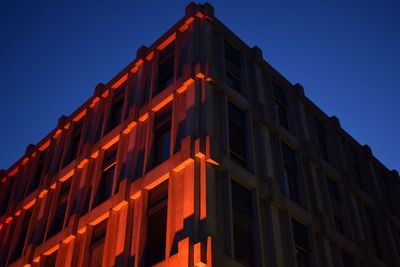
[105,88,125,134]
[281,143,300,203]
[291,219,309,267]
[152,104,172,167]
[47,179,71,239]
[44,250,58,267]
[89,219,108,267]
[157,41,175,93]
[314,118,329,162]
[232,181,254,266]
[10,209,32,263]
[0,178,14,216]
[93,143,118,208]
[224,41,241,92]
[63,120,83,167]
[26,150,47,196]
[273,82,289,130]
[341,250,355,267]
[326,177,340,201]
[334,216,345,234]
[365,207,382,259]
[228,102,247,167]
[146,180,169,266]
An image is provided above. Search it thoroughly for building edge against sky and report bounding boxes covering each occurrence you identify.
[0,2,399,267]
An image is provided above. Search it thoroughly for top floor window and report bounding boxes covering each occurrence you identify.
[105,87,125,134]
[63,120,83,167]
[26,150,47,196]
[273,82,289,130]
[314,117,329,162]
[228,102,247,167]
[157,41,175,93]
[224,40,241,92]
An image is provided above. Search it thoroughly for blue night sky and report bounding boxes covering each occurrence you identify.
[0,1,399,172]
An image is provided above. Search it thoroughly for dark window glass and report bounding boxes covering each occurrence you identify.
[341,250,354,267]
[273,83,289,129]
[105,88,125,134]
[157,41,175,93]
[0,179,14,216]
[282,143,300,202]
[315,118,329,162]
[326,177,340,201]
[63,120,83,167]
[146,180,168,266]
[153,104,172,167]
[292,219,309,267]
[93,144,118,208]
[365,207,382,259]
[44,250,58,267]
[26,150,47,196]
[334,216,345,234]
[224,41,241,92]
[10,210,32,263]
[47,179,71,239]
[228,102,247,167]
[232,182,254,266]
[89,219,108,267]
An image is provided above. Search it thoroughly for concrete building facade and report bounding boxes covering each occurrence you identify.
[0,3,399,267]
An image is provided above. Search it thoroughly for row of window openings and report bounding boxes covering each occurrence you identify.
[3,107,174,264]
[0,95,175,218]
[3,41,177,206]
[230,181,357,267]
[7,178,169,266]
[6,178,360,267]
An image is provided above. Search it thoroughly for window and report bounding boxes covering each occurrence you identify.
[105,88,125,134]
[273,82,289,129]
[291,219,309,267]
[152,104,172,167]
[47,179,71,239]
[224,41,241,92]
[314,118,329,162]
[334,216,345,234]
[146,180,169,266]
[26,150,47,196]
[93,143,118,208]
[281,143,300,203]
[341,250,355,267]
[225,41,241,92]
[89,219,108,267]
[232,182,254,266]
[326,177,340,201]
[157,41,175,93]
[44,250,58,267]
[63,120,83,167]
[228,102,247,167]
[365,207,382,259]
[0,179,14,216]
[9,210,32,263]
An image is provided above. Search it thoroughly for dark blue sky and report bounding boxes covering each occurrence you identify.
[0,0,399,171]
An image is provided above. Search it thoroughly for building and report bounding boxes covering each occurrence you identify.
[0,2,399,267]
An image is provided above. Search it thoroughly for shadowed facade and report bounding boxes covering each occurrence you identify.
[0,2,399,267]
